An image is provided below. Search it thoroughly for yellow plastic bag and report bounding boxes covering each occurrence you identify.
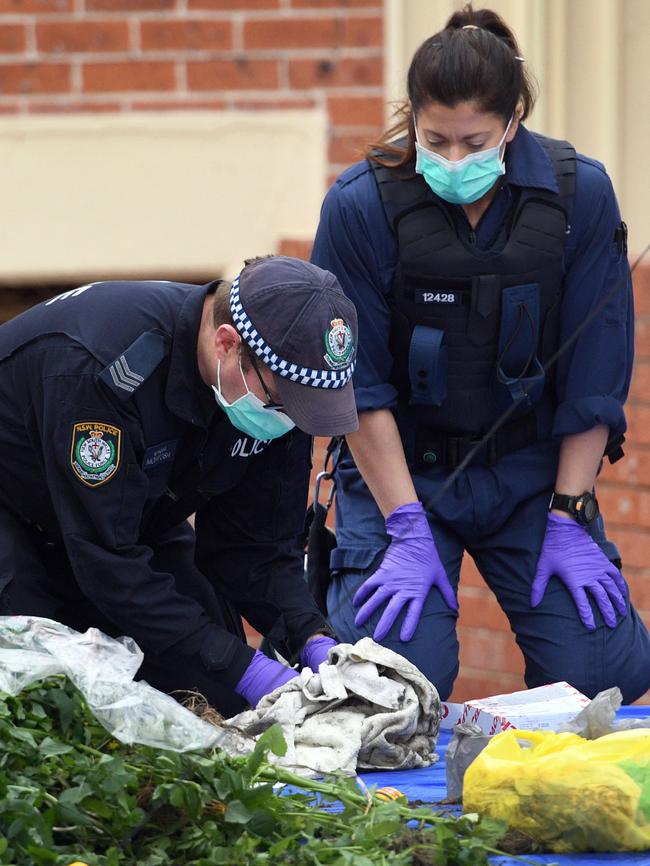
[463,727,650,852]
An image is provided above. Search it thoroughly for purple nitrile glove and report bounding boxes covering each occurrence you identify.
[531,513,628,630]
[353,501,457,642]
[300,635,337,671]
[234,650,299,707]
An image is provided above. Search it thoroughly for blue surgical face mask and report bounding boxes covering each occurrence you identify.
[415,115,513,205]
[212,359,295,440]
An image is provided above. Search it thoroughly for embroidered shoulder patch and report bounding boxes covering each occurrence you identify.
[70,421,121,487]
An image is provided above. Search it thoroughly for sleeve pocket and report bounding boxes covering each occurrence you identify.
[603,242,629,326]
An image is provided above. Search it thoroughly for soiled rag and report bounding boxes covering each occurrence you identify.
[226,637,441,775]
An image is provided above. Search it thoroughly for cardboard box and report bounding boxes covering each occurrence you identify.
[442,682,590,735]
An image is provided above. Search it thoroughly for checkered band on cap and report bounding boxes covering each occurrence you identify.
[230,275,355,389]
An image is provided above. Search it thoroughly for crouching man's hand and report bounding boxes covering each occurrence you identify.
[234,650,299,707]
[300,634,338,671]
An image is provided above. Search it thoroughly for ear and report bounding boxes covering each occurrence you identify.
[214,324,241,362]
[505,105,523,144]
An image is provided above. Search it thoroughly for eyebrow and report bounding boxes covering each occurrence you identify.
[423,130,491,141]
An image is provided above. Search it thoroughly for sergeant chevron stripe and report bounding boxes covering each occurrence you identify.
[108,355,144,392]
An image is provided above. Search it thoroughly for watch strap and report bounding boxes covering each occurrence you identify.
[549,490,598,524]
[549,492,576,514]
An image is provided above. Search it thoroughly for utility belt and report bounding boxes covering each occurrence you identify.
[414,411,539,470]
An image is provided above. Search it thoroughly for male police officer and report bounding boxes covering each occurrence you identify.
[0,256,357,716]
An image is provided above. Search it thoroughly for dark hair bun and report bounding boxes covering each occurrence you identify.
[446,4,518,54]
[406,2,537,121]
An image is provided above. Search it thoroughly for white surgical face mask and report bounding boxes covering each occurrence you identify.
[212,359,295,440]
[415,115,513,205]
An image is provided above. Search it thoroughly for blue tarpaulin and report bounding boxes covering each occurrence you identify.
[357,706,650,866]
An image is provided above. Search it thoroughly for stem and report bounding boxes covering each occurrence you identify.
[75,742,143,773]
[258,766,368,810]
[8,785,58,805]
[279,810,348,827]
[260,765,460,826]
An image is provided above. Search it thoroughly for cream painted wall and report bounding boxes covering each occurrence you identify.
[385,0,650,254]
[0,110,327,285]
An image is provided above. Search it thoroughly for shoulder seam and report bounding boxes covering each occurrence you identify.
[575,153,607,175]
[335,160,373,189]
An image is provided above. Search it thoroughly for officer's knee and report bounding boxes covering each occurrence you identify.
[603,652,650,705]
[388,644,458,701]
[429,669,456,702]
[524,654,650,705]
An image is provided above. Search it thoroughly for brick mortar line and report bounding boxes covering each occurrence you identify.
[457,585,498,597]
[0,47,383,60]
[278,52,288,89]
[149,47,384,57]
[174,58,186,91]
[599,480,650,488]
[231,13,243,53]
[329,123,382,131]
[0,89,358,100]
[603,528,650,538]
[0,9,383,22]
[457,665,522,677]
[0,84,384,96]
[596,470,650,482]
[212,8,383,19]
[129,15,139,52]
[456,625,514,641]
[0,90,368,101]
[22,18,36,56]
[69,56,82,93]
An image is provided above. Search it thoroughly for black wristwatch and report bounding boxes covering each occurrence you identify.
[549,490,599,526]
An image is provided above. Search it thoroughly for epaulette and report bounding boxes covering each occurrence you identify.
[98,329,171,400]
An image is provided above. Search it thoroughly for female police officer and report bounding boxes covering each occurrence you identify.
[311,4,650,703]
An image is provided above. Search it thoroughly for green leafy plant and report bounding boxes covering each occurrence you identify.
[0,677,508,865]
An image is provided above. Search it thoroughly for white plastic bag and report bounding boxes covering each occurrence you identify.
[0,615,252,754]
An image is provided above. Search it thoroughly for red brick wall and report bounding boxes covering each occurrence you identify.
[0,0,384,180]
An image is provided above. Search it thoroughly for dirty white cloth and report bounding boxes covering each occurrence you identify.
[226,637,441,775]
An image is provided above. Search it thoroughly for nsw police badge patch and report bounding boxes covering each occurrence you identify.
[70,421,121,487]
[324,317,354,370]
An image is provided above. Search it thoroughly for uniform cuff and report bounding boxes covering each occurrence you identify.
[287,617,337,665]
[551,396,626,439]
[353,382,398,412]
[198,624,256,690]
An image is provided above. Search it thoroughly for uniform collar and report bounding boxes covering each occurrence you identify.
[165,282,217,427]
[503,124,559,194]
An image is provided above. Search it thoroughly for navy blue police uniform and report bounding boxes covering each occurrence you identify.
[311,125,650,704]
[0,279,330,716]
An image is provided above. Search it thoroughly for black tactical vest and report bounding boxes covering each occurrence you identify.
[371,133,576,441]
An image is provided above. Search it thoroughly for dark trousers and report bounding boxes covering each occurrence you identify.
[328,481,650,705]
[0,508,247,717]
